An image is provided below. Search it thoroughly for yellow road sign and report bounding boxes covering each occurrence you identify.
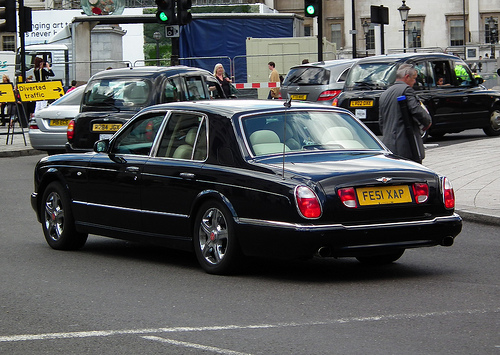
[0,83,16,103]
[17,81,65,102]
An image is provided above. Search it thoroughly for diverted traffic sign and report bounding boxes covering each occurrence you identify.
[17,81,65,102]
[0,83,16,103]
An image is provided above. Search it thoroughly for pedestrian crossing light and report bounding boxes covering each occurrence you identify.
[304,0,321,18]
[156,0,175,25]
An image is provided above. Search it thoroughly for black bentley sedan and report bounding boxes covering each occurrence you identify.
[334,53,500,139]
[32,100,462,274]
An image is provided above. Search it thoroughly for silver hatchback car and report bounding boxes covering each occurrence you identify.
[29,85,85,154]
[281,59,359,105]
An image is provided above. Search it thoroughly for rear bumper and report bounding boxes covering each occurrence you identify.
[235,213,463,258]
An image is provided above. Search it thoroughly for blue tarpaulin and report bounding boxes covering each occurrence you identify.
[179,16,295,83]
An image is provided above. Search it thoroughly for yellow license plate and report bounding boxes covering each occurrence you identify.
[356,185,412,206]
[92,123,122,132]
[350,100,374,107]
[290,94,307,100]
[49,119,70,126]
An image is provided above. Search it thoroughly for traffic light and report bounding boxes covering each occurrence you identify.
[0,0,17,33]
[156,0,175,25]
[304,0,321,18]
[177,0,192,25]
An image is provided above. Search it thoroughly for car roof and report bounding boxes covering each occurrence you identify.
[290,58,359,70]
[89,65,212,80]
[141,99,346,117]
[354,52,464,64]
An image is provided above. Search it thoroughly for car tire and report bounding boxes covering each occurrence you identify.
[193,200,243,275]
[41,182,88,250]
[355,250,405,265]
[483,108,500,136]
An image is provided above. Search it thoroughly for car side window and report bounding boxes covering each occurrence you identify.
[413,61,429,90]
[431,61,453,87]
[157,112,207,160]
[111,114,165,156]
[453,61,474,86]
[185,76,208,101]
[163,76,184,102]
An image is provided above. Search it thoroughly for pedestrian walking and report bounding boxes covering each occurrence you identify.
[379,64,431,163]
[267,61,280,99]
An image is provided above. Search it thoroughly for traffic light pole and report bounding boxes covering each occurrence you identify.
[317,1,323,62]
[19,0,26,82]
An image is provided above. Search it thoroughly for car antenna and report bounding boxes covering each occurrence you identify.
[281,95,292,179]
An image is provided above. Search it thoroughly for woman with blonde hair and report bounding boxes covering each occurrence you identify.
[213,63,232,98]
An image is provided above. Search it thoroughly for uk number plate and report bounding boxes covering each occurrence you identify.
[49,119,70,126]
[350,100,373,107]
[356,185,412,206]
[92,123,122,132]
[290,94,307,100]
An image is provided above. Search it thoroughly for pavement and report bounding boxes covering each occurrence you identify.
[1,124,499,226]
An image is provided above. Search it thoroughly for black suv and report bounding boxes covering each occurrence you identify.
[334,53,500,139]
[66,66,224,152]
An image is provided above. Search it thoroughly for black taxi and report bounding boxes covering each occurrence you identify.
[333,53,500,139]
[66,66,225,152]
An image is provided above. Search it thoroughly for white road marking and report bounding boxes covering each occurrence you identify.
[0,308,497,343]
[142,336,252,355]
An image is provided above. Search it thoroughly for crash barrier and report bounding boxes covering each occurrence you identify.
[234,82,280,89]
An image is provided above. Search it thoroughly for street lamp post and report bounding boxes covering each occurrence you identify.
[412,26,418,52]
[362,20,370,57]
[398,1,411,53]
[153,31,162,66]
[487,17,496,59]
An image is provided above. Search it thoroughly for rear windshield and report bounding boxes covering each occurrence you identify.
[50,86,84,106]
[344,62,398,90]
[241,110,382,157]
[83,79,151,110]
[283,67,330,86]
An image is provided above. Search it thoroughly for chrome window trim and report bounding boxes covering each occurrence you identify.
[73,200,188,219]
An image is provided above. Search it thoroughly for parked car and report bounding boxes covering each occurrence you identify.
[28,85,85,154]
[333,53,500,139]
[281,59,358,105]
[32,100,462,274]
[65,66,224,152]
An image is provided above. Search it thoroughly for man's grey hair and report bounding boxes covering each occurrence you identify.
[396,64,417,79]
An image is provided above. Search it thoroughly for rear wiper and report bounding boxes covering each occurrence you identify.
[353,81,377,89]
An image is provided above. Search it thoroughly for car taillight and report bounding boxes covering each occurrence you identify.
[295,186,322,219]
[412,183,429,204]
[67,119,75,141]
[318,90,342,101]
[338,187,357,208]
[442,177,455,209]
[331,97,339,106]
[29,124,38,130]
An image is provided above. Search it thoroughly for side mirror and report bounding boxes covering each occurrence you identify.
[94,139,110,153]
[475,77,484,85]
[497,69,500,76]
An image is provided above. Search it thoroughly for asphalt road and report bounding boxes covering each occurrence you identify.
[0,154,498,355]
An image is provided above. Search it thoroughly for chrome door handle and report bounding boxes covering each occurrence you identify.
[126,166,140,172]
[180,172,195,179]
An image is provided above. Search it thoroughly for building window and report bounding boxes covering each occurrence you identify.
[1,35,15,52]
[305,25,311,37]
[485,17,498,44]
[450,19,464,46]
[330,23,342,49]
[407,21,421,48]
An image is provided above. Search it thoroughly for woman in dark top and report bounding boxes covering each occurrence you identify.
[213,63,232,98]
[33,57,55,82]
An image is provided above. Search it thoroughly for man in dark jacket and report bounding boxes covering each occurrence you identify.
[379,64,432,163]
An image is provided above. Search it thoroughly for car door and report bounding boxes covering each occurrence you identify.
[141,111,208,238]
[423,59,470,131]
[85,112,165,232]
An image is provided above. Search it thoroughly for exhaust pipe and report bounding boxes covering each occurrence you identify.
[441,236,454,247]
[317,246,332,257]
